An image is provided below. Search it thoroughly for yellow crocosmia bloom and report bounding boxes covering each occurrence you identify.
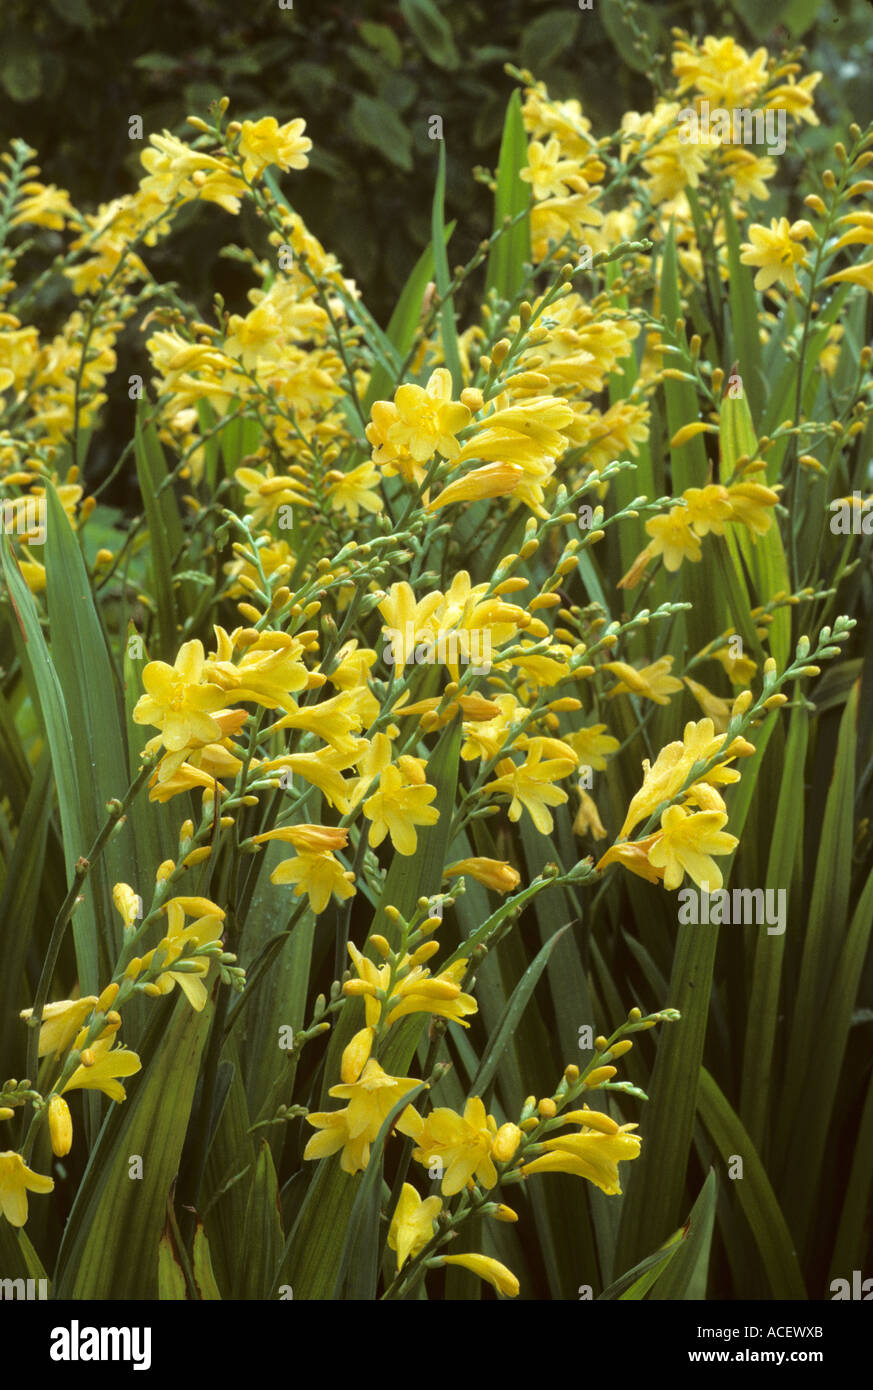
[603,656,684,706]
[647,805,738,891]
[672,34,768,107]
[61,1035,141,1103]
[237,116,312,181]
[388,1183,442,1271]
[409,1096,499,1196]
[267,691,363,755]
[205,627,316,708]
[564,724,619,772]
[341,1028,375,1084]
[263,746,359,814]
[440,1252,519,1298]
[384,960,477,1029]
[521,1122,641,1194]
[573,788,607,841]
[484,742,576,835]
[377,581,444,666]
[683,484,732,536]
[713,642,757,686]
[363,764,439,856]
[644,508,702,571]
[270,850,356,916]
[303,1059,422,1174]
[326,459,384,521]
[254,823,348,853]
[426,462,524,511]
[443,857,520,894]
[345,941,389,1028]
[683,781,728,815]
[766,72,821,124]
[725,481,781,537]
[460,692,524,762]
[617,716,731,840]
[47,1095,72,1157]
[20,997,98,1058]
[373,367,471,464]
[0,1152,54,1227]
[739,218,810,294]
[520,137,586,201]
[233,466,311,524]
[112,883,142,931]
[596,834,665,885]
[149,904,224,1011]
[683,677,731,732]
[132,640,229,752]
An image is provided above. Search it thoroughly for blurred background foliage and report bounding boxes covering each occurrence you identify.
[0,0,870,493]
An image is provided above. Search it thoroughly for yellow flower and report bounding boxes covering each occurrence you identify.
[372,368,471,464]
[520,137,584,200]
[326,460,383,521]
[377,582,443,667]
[672,35,769,108]
[573,788,607,841]
[271,850,356,915]
[595,835,665,886]
[47,1095,72,1157]
[384,958,477,1029]
[237,116,312,181]
[521,1120,641,1194]
[440,1252,519,1297]
[725,481,781,536]
[647,804,738,890]
[61,1034,141,1103]
[19,997,98,1058]
[133,640,229,752]
[617,716,734,840]
[603,656,684,706]
[303,1060,422,1174]
[740,218,810,294]
[408,1096,499,1195]
[683,484,732,536]
[388,1183,442,1270]
[683,677,731,732]
[148,900,224,1011]
[112,882,142,931]
[426,462,524,511]
[564,724,619,771]
[645,507,702,571]
[484,740,576,835]
[363,764,439,856]
[443,857,520,894]
[0,1152,54,1227]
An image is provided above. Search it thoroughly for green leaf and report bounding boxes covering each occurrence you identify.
[134,405,181,660]
[236,1141,283,1298]
[721,194,764,425]
[158,1231,189,1300]
[399,0,460,69]
[192,1221,223,1299]
[54,994,214,1298]
[698,1068,806,1299]
[485,90,531,305]
[649,1169,717,1299]
[469,924,571,1101]
[520,11,581,70]
[350,94,413,171]
[598,1229,684,1299]
[432,142,463,394]
[1,531,99,993]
